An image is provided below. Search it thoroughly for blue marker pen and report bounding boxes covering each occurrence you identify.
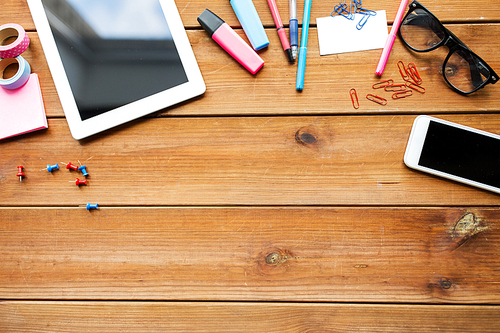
[289,0,298,59]
[230,0,269,51]
[296,0,312,91]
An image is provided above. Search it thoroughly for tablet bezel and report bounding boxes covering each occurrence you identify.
[27,0,205,140]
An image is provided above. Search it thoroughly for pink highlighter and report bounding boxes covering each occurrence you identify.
[198,9,264,74]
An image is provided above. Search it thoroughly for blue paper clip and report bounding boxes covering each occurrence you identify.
[358,8,377,16]
[338,1,355,20]
[356,8,376,30]
[331,0,376,30]
[331,3,347,17]
[356,14,370,30]
[336,4,353,20]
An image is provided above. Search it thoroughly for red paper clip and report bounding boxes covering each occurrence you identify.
[366,94,388,105]
[372,79,394,89]
[398,61,410,81]
[392,90,413,99]
[349,88,359,109]
[384,84,407,92]
[405,81,426,93]
[406,63,422,85]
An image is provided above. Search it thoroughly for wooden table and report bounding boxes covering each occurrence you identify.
[2,0,500,331]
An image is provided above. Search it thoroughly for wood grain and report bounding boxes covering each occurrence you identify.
[2,115,500,206]
[5,0,500,31]
[1,207,499,302]
[1,302,500,332]
[20,24,500,118]
[2,0,500,330]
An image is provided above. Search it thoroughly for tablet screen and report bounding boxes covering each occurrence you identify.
[41,0,188,120]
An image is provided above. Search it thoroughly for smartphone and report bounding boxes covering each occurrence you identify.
[404,115,500,194]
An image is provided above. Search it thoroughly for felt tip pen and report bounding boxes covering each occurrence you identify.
[197,9,264,74]
[230,0,269,51]
[375,0,409,76]
[289,0,298,60]
[296,0,312,90]
[266,0,294,62]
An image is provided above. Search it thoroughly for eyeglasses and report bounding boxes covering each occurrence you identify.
[398,0,498,94]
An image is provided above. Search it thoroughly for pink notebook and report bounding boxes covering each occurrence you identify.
[0,73,48,140]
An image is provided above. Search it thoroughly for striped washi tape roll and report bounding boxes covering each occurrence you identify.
[0,55,31,89]
[0,23,30,59]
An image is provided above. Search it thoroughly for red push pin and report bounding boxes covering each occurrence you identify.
[17,166,25,182]
[61,162,79,171]
[70,178,88,186]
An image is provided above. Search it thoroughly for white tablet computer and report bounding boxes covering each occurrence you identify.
[28,0,205,139]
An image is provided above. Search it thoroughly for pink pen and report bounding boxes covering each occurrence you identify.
[198,9,264,74]
[266,0,294,62]
[375,0,409,76]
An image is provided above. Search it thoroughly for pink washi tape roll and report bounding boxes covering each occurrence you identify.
[0,23,30,59]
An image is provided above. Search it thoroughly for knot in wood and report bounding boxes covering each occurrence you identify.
[451,212,488,250]
[299,132,317,144]
[453,212,486,239]
[265,252,281,265]
[295,127,318,146]
[440,278,453,290]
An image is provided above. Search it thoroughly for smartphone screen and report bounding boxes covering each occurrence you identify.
[418,120,500,188]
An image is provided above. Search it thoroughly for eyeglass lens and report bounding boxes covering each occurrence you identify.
[400,7,491,93]
[445,50,490,93]
[400,9,445,51]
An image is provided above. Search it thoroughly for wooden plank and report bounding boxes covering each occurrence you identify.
[1,207,499,302]
[22,24,500,118]
[2,115,500,206]
[0,1,33,29]
[175,0,500,27]
[1,301,500,332]
[176,24,500,116]
[7,0,500,31]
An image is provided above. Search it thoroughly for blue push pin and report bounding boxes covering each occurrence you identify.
[41,163,59,172]
[78,165,89,177]
[86,203,99,210]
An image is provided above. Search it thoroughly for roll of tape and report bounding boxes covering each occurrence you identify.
[0,55,31,89]
[0,23,30,59]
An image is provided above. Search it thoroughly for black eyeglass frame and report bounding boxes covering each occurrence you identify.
[398,0,498,94]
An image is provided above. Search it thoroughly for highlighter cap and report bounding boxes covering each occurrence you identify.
[230,0,269,51]
[197,9,224,36]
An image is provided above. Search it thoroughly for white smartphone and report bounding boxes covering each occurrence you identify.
[404,115,500,194]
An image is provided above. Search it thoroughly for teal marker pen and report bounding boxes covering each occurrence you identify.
[230,0,269,51]
[296,0,312,91]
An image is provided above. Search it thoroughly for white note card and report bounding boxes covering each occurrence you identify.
[317,10,388,56]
